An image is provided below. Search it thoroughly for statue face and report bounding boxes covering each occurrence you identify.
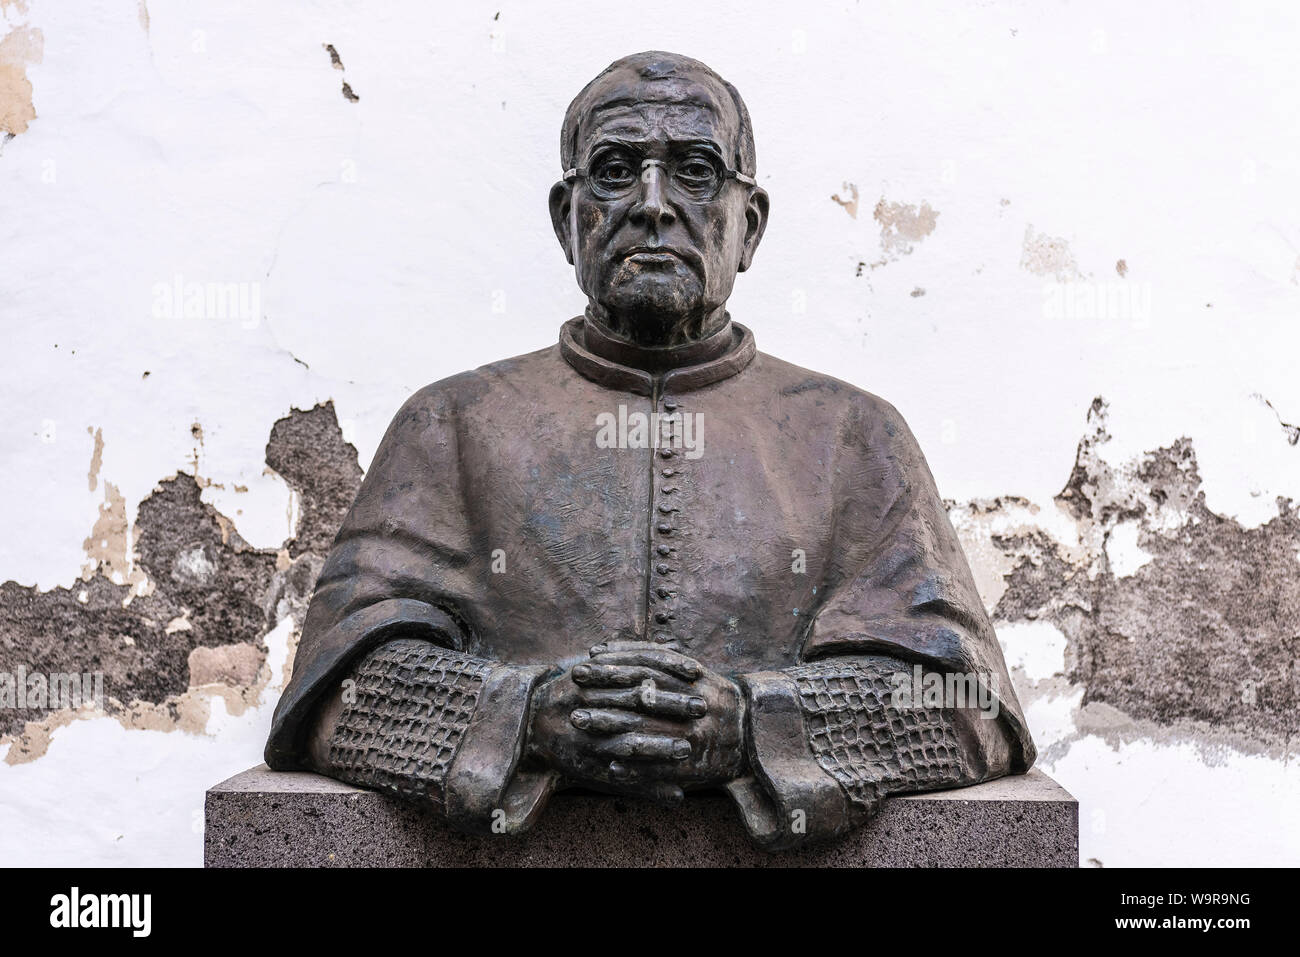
[550,67,769,345]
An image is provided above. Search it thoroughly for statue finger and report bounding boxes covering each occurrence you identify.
[636,681,708,719]
[570,708,644,734]
[602,766,686,806]
[585,648,703,681]
[586,733,691,761]
[577,688,643,710]
[590,639,683,655]
[649,781,686,805]
[572,662,691,691]
[580,685,707,719]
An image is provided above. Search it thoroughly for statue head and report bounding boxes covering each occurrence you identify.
[549,52,770,347]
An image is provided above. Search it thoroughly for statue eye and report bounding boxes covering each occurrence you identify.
[676,157,719,187]
[593,156,636,188]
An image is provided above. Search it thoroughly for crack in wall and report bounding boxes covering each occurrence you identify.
[1253,393,1300,446]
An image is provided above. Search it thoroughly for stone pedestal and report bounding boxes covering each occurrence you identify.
[204,764,1077,867]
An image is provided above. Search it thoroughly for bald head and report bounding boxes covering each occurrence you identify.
[560,51,756,178]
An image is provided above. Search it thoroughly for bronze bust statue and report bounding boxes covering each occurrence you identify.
[264,51,1035,850]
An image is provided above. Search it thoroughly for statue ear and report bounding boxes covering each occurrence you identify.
[548,181,575,265]
[738,186,769,273]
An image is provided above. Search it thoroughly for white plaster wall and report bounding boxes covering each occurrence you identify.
[1,0,1297,866]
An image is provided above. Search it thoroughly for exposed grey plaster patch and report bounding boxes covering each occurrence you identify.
[0,404,363,759]
[265,401,363,557]
[989,398,1299,749]
[1,476,277,742]
[831,182,859,218]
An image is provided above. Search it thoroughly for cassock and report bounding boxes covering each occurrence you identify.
[266,314,1035,846]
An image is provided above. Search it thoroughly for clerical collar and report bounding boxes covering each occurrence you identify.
[580,311,737,373]
[559,314,756,396]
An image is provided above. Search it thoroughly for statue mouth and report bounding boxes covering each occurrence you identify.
[626,251,680,265]
[622,245,690,265]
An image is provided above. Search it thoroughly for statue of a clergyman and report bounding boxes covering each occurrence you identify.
[265,51,1036,850]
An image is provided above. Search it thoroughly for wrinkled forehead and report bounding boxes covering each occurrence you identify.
[574,68,741,159]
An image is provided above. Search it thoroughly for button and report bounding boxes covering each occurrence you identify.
[663,398,678,411]
[661,485,678,493]
[656,587,673,598]
[654,610,672,623]
[661,468,675,477]
[658,504,677,514]
[659,448,675,458]
[653,633,674,643]
[656,563,672,574]
[656,545,672,556]
[657,523,673,534]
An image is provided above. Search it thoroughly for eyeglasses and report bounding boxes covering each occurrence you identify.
[564,147,757,204]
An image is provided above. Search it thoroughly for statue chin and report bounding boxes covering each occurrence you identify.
[597,274,708,347]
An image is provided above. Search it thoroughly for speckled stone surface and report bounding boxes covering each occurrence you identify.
[205,765,1077,867]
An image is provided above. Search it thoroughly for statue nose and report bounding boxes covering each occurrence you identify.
[630,161,676,228]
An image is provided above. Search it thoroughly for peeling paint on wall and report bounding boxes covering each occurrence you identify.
[831,182,859,218]
[86,426,104,491]
[0,403,362,763]
[80,479,149,596]
[951,398,1300,763]
[1020,224,1083,280]
[264,402,363,556]
[323,43,359,102]
[0,20,42,136]
[873,196,939,258]
[2,0,1298,868]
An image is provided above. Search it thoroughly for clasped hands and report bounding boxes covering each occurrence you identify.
[526,640,746,803]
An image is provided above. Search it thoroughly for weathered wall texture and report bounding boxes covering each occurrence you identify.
[2,1,1297,865]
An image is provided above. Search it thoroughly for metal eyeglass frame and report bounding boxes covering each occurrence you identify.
[562,157,757,200]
